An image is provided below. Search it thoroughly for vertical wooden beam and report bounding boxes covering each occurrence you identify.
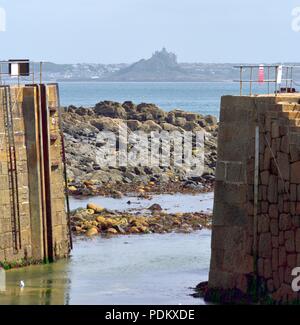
[40,84,54,262]
[23,86,44,261]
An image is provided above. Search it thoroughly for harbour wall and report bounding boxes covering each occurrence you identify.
[0,84,71,266]
[209,94,300,303]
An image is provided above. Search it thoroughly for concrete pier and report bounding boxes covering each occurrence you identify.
[0,84,71,265]
[209,93,300,303]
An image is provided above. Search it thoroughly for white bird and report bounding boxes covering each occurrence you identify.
[19,280,25,288]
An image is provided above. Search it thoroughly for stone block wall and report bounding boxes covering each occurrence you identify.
[0,84,70,266]
[209,94,300,303]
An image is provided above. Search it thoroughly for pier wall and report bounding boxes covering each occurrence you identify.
[209,94,300,303]
[0,84,70,265]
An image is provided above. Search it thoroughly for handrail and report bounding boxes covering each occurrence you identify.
[234,64,300,96]
[0,60,43,86]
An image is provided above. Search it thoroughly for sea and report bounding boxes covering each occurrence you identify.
[59,81,272,118]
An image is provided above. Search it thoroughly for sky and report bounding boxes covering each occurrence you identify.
[0,0,299,64]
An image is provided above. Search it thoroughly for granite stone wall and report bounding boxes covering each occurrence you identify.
[0,84,70,266]
[209,94,300,303]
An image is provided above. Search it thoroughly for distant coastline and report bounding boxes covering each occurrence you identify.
[56,80,236,83]
[37,48,300,82]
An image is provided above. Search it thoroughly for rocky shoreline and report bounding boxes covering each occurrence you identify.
[71,203,212,237]
[62,101,218,197]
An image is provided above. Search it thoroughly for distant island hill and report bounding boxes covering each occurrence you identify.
[34,48,300,82]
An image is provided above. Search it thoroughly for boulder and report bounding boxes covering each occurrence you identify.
[148,204,163,212]
[136,103,166,122]
[91,117,121,132]
[205,115,218,125]
[85,227,98,237]
[161,123,179,132]
[87,203,105,213]
[175,117,186,127]
[140,120,162,132]
[106,228,118,234]
[94,101,127,119]
[122,101,137,113]
[185,113,203,121]
[127,120,142,131]
[183,121,203,132]
[166,112,176,124]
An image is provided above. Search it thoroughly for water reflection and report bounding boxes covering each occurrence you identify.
[0,231,211,305]
[0,261,71,305]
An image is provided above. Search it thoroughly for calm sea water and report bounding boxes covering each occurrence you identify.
[0,231,211,305]
[0,194,213,305]
[59,81,272,117]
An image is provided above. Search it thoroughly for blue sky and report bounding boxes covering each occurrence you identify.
[0,0,299,63]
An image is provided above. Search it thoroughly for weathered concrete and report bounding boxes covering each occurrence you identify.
[0,84,71,266]
[209,93,300,303]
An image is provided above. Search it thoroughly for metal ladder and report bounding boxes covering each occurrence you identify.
[2,86,21,253]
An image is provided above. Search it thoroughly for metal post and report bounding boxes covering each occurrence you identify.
[32,62,35,84]
[240,66,243,96]
[250,67,253,96]
[267,66,270,95]
[40,62,43,85]
[253,125,260,273]
[275,66,278,96]
[286,67,289,92]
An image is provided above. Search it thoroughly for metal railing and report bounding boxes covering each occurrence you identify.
[234,64,300,96]
[0,60,43,86]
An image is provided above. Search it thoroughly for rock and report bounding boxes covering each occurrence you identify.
[161,123,179,132]
[105,218,119,228]
[129,226,140,234]
[85,227,98,237]
[62,100,218,194]
[87,203,105,213]
[136,103,166,121]
[139,120,162,132]
[205,115,218,125]
[96,216,106,223]
[127,120,142,131]
[111,190,123,199]
[94,101,127,119]
[291,161,300,184]
[116,225,126,234]
[183,121,203,132]
[106,228,118,234]
[258,232,272,258]
[175,117,186,127]
[122,101,136,112]
[166,112,176,124]
[185,113,202,121]
[148,204,163,212]
[277,152,289,180]
[138,226,149,233]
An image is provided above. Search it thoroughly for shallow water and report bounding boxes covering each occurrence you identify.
[69,192,214,214]
[0,231,211,305]
[0,192,213,305]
